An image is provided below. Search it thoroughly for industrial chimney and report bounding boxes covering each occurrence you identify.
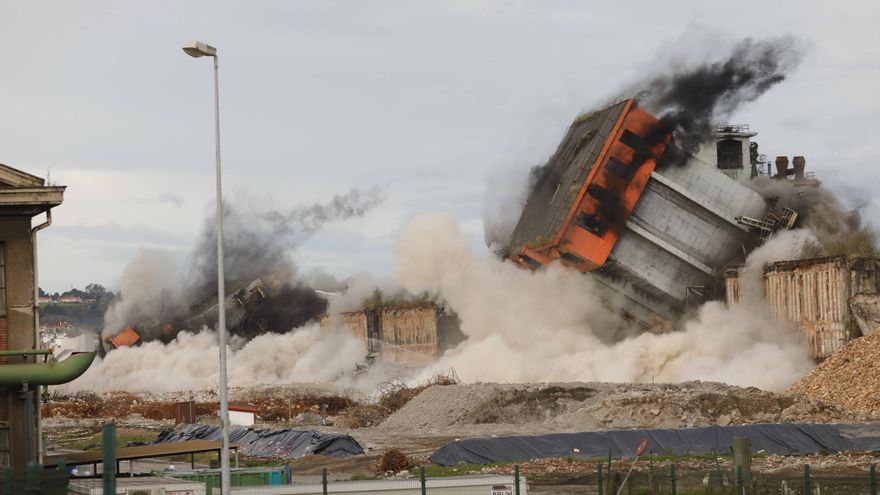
[775,156,789,179]
[792,156,806,179]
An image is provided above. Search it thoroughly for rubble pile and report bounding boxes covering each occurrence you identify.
[789,331,880,414]
[44,391,217,421]
[380,382,874,436]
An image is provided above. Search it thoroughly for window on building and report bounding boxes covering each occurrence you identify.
[619,129,642,149]
[717,139,744,169]
[577,212,608,237]
[605,157,633,179]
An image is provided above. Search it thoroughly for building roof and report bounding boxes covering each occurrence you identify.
[42,440,239,467]
[0,163,64,216]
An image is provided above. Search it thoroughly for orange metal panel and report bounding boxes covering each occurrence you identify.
[508,101,670,272]
[111,326,140,348]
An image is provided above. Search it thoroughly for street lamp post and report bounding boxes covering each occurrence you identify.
[182,40,231,494]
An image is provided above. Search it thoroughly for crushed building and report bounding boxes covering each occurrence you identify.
[320,304,465,364]
[726,256,880,360]
[504,99,784,329]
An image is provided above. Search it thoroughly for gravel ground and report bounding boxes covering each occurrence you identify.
[378,381,876,436]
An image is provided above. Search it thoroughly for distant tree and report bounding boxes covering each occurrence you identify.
[85,283,108,299]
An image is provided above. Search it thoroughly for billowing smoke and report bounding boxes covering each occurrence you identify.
[102,249,184,339]
[102,187,384,340]
[748,177,878,258]
[484,36,806,251]
[192,188,384,289]
[398,214,813,391]
[636,36,805,167]
[68,324,367,393]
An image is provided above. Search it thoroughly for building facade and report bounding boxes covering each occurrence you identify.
[726,256,880,360]
[320,304,465,364]
[0,164,68,469]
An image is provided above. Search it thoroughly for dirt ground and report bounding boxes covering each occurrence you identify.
[42,379,880,481]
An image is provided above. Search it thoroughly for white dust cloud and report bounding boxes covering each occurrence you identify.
[397,214,814,391]
[65,325,365,393]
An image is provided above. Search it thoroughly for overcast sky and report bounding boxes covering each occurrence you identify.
[1,1,878,292]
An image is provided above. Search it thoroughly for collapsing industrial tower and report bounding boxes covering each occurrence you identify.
[503,98,800,331]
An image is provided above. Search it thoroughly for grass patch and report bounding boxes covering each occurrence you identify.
[411,463,499,477]
[61,428,157,451]
[350,473,379,481]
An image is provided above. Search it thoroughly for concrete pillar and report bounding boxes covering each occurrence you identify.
[733,437,752,490]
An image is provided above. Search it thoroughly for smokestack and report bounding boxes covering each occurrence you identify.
[775,156,789,179]
[792,156,806,179]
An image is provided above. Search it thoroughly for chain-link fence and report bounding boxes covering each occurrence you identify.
[525,462,880,495]
[40,462,880,494]
[61,466,527,494]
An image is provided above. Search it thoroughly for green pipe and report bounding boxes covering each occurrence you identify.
[0,349,51,357]
[0,352,95,386]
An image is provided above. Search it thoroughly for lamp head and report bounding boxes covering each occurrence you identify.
[182,40,217,58]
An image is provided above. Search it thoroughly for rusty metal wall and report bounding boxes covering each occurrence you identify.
[320,306,443,364]
[727,257,880,360]
[379,306,439,364]
[319,312,368,343]
[725,271,741,306]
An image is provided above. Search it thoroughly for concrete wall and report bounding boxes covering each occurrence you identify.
[379,306,439,364]
[321,305,466,365]
[594,158,766,329]
[726,257,880,360]
[0,217,36,469]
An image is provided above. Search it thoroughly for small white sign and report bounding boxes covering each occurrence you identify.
[491,484,513,495]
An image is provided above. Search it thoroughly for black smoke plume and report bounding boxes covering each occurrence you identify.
[103,187,384,343]
[186,187,385,335]
[635,36,804,169]
[191,187,384,289]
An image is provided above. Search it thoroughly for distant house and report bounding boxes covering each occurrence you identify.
[37,296,53,304]
[58,295,81,304]
[228,404,258,427]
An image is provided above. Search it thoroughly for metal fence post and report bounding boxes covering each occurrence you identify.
[24,463,40,495]
[607,452,613,495]
[420,466,426,495]
[514,464,521,495]
[103,422,116,495]
[1,467,11,495]
[597,463,604,495]
[872,464,877,495]
[670,464,676,495]
[736,465,744,495]
[322,467,328,495]
[803,464,811,495]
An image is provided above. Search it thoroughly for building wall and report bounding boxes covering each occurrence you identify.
[379,306,438,364]
[320,312,368,343]
[321,305,465,365]
[594,158,766,328]
[0,217,36,469]
[726,257,880,360]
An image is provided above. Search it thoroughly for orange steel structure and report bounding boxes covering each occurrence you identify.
[509,99,670,272]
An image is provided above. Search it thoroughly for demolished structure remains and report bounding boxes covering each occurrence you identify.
[727,257,880,359]
[504,98,790,329]
[500,97,877,364]
[320,304,465,364]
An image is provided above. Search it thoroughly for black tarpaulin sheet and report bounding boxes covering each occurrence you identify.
[430,423,880,466]
[155,424,364,459]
